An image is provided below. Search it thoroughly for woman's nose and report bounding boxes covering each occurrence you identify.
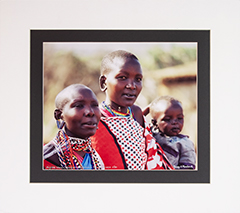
[84,106,94,116]
[126,80,136,89]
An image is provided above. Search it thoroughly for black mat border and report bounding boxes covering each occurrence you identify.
[30,30,210,183]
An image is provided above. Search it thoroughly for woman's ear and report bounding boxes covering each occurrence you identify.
[99,75,107,92]
[54,109,65,129]
[54,109,62,120]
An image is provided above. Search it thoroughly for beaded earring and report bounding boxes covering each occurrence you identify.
[56,119,65,129]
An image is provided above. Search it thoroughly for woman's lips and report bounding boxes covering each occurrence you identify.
[82,121,97,129]
[122,93,136,99]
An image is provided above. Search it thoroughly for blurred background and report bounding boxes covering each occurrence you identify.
[43,42,197,154]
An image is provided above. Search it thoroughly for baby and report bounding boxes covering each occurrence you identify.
[43,84,104,170]
[144,95,196,169]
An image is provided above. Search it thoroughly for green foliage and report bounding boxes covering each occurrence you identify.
[148,45,196,69]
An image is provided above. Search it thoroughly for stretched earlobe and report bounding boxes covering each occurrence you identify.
[99,75,107,92]
[54,109,62,120]
[54,109,65,129]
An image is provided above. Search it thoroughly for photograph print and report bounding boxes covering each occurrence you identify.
[30,30,210,183]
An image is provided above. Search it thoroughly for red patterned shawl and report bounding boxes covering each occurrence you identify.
[91,104,174,170]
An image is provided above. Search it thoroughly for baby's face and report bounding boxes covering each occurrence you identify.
[105,57,143,108]
[61,87,101,139]
[156,101,184,136]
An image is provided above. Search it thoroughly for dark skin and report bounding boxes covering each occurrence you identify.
[142,105,150,117]
[100,57,144,127]
[150,101,184,136]
[155,102,184,136]
[54,85,101,158]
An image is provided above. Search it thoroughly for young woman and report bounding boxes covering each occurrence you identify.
[91,50,174,170]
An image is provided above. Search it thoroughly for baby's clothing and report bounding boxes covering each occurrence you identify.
[152,130,196,169]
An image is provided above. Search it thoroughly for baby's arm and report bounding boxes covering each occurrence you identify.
[142,104,150,116]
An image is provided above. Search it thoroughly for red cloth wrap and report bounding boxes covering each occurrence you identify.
[91,117,174,170]
[91,120,127,169]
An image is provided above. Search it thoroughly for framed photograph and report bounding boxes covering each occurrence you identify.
[30,30,210,183]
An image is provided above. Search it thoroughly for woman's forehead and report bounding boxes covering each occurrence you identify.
[70,87,96,99]
[108,57,142,75]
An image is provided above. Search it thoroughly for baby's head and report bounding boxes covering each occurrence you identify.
[54,84,101,139]
[150,96,184,136]
[99,50,143,110]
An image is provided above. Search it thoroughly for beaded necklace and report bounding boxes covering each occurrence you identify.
[54,127,102,169]
[101,101,134,118]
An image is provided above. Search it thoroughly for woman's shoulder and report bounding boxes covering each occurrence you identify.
[131,105,144,127]
[43,140,57,157]
[131,104,142,113]
[43,140,61,167]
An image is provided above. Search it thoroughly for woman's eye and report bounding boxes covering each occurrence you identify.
[92,103,99,107]
[74,104,84,108]
[136,78,142,82]
[118,76,127,80]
